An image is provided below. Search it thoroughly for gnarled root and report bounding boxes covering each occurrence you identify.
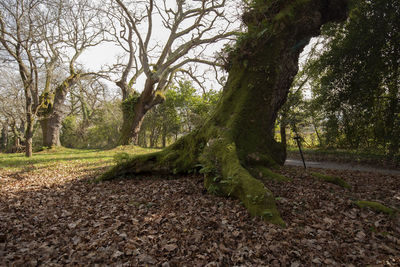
[99,129,285,226]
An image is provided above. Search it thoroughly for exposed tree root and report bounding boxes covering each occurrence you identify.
[100,127,286,226]
[99,0,348,225]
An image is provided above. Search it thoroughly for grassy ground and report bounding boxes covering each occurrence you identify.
[0,146,159,172]
[1,147,399,265]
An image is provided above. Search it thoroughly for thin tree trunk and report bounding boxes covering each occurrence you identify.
[162,127,167,148]
[312,118,323,146]
[24,87,34,157]
[280,121,287,149]
[102,0,348,224]
[1,123,8,151]
[25,115,34,157]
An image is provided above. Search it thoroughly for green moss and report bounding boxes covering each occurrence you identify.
[273,0,311,22]
[253,166,291,182]
[200,136,285,226]
[354,201,397,216]
[311,172,351,189]
[97,0,349,225]
[38,91,55,116]
[121,92,140,119]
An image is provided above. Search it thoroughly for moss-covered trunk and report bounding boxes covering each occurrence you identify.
[1,123,8,151]
[118,79,159,146]
[40,75,79,148]
[119,105,147,146]
[102,0,348,225]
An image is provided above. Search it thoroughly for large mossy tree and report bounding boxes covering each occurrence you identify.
[101,0,348,225]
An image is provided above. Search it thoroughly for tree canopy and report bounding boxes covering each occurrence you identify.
[306,0,400,157]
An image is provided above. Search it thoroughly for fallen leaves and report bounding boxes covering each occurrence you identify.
[0,161,399,266]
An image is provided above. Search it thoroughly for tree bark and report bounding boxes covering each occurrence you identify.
[280,120,287,149]
[101,0,348,224]
[118,77,166,145]
[119,104,147,145]
[40,75,79,148]
[40,116,62,147]
[1,123,8,151]
[25,115,34,157]
[162,127,167,148]
[24,85,34,157]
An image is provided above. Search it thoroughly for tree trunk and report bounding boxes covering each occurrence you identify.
[40,115,62,147]
[280,121,287,149]
[24,85,34,157]
[118,79,164,145]
[1,123,8,151]
[119,96,149,145]
[312,118,323,147]
[25,115,34,157]
[162,127,167,148]
[40,75,78,148]
[149,127,156,148]
[101,0,348,225]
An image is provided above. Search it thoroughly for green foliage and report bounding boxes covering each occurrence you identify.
[113,152,131,164]
[38,91,55,116]
[121,92,140,120]
[310,172,351,189]
[60,115,79,148]
[139,81,221,148]
[60,101,122,149]
[305,0,400,158]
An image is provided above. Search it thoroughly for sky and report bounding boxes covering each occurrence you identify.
[77,0,242,95]
[77,1,319,98]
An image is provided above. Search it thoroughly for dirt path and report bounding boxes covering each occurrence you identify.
[285,158,400,175]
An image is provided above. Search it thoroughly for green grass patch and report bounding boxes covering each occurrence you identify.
[354,200,397,216]
[310,172,351,189]
[0,146,159,171]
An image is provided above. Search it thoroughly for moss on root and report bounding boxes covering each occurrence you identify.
[98,130,286,226]
[354,201,398,216]
[200,135,285,226]
[251,166,291,182]
[310,172,351,189]
[97,0,348,226]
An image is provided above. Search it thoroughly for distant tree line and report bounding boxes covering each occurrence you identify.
[279,0,399,160]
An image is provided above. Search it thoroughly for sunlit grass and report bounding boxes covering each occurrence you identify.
[0,146,160,171]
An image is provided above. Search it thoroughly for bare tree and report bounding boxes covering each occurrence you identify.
[37,0,110,148]
[0,69,26,151]
[106,0,238,145]
[0,0,110,155]
[0,0,44,156]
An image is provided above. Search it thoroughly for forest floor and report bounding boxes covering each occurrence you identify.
[0,148,399,266]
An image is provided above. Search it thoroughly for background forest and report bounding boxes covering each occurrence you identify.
[1,0,398,165]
